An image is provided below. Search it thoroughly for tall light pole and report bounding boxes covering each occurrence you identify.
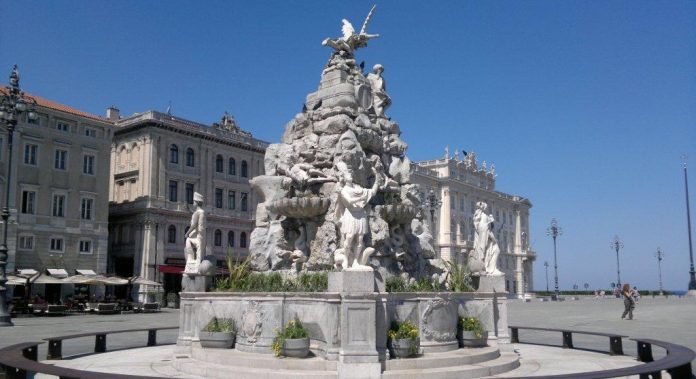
[655,247,664,296]
[611,236,623,287]
[544,261,549,292]
[0,65,38,327]
[681,156,696,293]
[546,219,562,300]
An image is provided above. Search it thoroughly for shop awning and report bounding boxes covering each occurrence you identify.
[76,269,97,275]
[46,269,69,278]
[158,265,184,274]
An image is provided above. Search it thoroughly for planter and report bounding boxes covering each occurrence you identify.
[390,338,419,358]
[281,337,310,358]
[459,330,488,348]
[199,331,236,349]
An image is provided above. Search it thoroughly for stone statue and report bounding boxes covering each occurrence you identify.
[472,201,502,276]
[444,146,449,159]
[490,163,496,176]
[322,5,379,53]
[334,166,380,269]
[184,192,206,274]
[366,64,391,116]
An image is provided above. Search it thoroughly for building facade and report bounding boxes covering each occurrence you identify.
[108,110,268,298]
[0,91,113,300]
[411,151,535,297]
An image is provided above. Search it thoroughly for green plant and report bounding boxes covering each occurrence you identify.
[388,320,419,355]
[202,317,235,333]
[216,247,252,291]
[443,260,473,292]
[459,316,484,339]
[384,192,402,205]
[271,318,309,357]
[216,268,329,293]
[385,276,444,293]
[385,276,407,292]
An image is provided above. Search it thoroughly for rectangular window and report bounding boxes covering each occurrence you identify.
[215,188,223,208]
[18,235,34,250]
[56,122,69,132]
[54,149,68,170]
[241,192,248,212]
[185,183,194,204]
[52,194,65,217]
[83,155,95,175]
[169,180,178,202]
[50,238,64,252]
[21,191,36,214]
[84,128,96,138]
[460,198,465,211]
[24,144,37,165]
[81,198,93,220]
[79,240,92,254]
[228,190,236,210]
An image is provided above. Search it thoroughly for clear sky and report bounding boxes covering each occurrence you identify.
[2,1,695,291]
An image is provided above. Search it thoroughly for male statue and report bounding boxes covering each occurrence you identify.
[184,192,206,274]
[366,64,391,117]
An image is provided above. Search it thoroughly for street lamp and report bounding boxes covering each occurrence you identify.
[610,236,623,287]
[543,261,549,292]
[546,218,563,300]
[0,65,38,327]
[655,247,665,296]
[425,188,442,224]
[681,156,696,292]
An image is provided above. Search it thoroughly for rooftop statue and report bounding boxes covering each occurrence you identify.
[322,5,380,53]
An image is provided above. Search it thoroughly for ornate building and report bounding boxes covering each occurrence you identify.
[411,150,535,297]
[108,110,268,298]
[0,89,113,301]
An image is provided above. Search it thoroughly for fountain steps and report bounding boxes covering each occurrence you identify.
[173,344,519,379]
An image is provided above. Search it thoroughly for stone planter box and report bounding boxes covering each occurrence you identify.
[282,337,310,358]
[459,330,488,348]
[389,338,418,358]
[199,331,236,349]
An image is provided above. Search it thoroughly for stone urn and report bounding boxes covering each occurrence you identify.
[268,197,330,219]
[281,337,310,358]
[459,331,488,348]
[199,331,236,349]
[389,338,419,359]
[378,204,418,224]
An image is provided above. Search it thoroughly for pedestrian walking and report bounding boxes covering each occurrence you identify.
[620,283,635,320]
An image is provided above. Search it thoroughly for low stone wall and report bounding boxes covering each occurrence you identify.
[177,290,508,362]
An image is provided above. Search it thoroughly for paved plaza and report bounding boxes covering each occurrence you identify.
[1,296,694,377]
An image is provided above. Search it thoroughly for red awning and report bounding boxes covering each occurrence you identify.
[158,265,184,274]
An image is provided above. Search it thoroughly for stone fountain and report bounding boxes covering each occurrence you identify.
[176,7,513,379]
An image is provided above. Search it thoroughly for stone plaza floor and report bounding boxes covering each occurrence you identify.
[1,296,694,378]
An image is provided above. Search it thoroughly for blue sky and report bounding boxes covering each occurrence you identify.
[2,1,695,291]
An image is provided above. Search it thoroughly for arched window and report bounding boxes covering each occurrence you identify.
[186,148,195,167]
[214,229,222,247]
[227,231,235,247]
[240,232,247,248]
[241,160,248,178]
[228,157,236,175]
[215,154,224,173]
[168,225,176,243]
[170,144,179,164]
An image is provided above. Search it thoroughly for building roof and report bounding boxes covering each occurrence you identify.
[0,87,108,122]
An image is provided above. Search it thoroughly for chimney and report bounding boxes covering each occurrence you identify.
[106,106,120,121]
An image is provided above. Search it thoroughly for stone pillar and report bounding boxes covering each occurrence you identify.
[438,187,452,261]
[514,208,524,298]
[329,269,381,379]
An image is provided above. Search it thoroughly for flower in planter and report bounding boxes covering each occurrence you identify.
[272,317,309,357]
[202,317,235,333]
[388,320,419,356]
[459,316,484,339]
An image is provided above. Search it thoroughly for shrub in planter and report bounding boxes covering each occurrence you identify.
[200,317,236,348]
[166,292,180,309]
[387,320,419,358]
[458,316,488,348]
[272,318,310,358]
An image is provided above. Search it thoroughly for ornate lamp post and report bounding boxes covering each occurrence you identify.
[610,236,623,287]
[0,65,38,327]
[546,218,562,300]
[681,156,696,292]
[426,188,442,224]
[655,247,665,296]
[543,261,549,292]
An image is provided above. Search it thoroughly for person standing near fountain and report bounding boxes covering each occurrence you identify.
[335,166,380,269]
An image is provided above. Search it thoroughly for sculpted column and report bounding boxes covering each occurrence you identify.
[438,187,452,261]
[514,208,524,298]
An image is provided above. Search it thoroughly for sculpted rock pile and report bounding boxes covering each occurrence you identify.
[248,10,443,286]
